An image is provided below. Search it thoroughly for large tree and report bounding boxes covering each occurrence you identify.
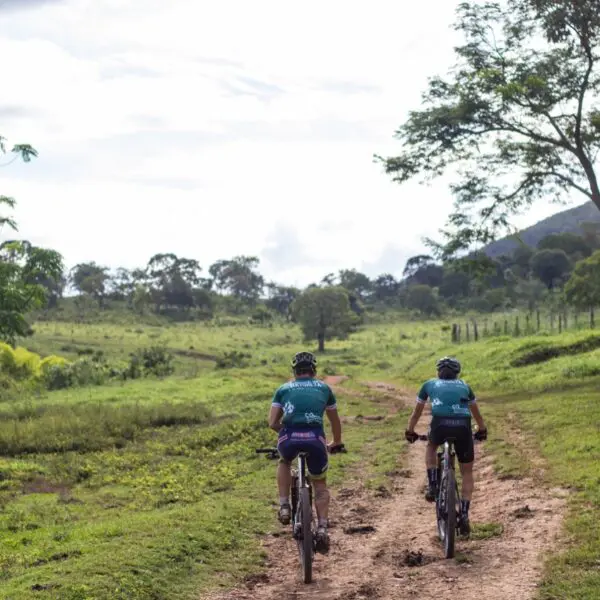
[70,261,111,305]
[338,269,372,300]
[530,248,572,289]
[378,0,600,259]
[146,253,202,312]
[292,286,357,352]
[208,256,264,303]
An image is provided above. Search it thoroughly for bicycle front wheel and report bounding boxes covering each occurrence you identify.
[298,487,313,583]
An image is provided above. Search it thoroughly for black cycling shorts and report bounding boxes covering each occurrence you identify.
[428,416,474,464]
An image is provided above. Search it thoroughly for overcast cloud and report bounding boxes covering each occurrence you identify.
[0,0,580,286]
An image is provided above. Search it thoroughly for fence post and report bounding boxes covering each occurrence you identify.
[473,320,479,341]
[466,322,470,341]
[558,314,562,334]
[525,313,530,334]
[591,307,595,329]
[503,319,508,335]
[514,316,520,336]
[483,319,488,337]
[451,323,459,343]
[536,309,541,331]
[563,311,568,331]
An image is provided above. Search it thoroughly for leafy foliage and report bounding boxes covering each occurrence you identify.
[565,249,600,308]
[0,199,64,345]
[292,286,357,351]
[378,0,600,259]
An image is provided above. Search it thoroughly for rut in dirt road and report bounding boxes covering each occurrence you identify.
[204,380,567,600]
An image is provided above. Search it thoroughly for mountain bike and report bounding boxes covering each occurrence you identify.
[255,443,346,583]
[416,432,483,558]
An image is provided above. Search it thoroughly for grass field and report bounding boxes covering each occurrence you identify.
[1,315,600,598]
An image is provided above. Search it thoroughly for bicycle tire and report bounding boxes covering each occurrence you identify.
[298,487,313,583]
[443,468,457,558]
[291,475,299,519]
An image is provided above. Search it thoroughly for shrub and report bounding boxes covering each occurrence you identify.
[130,346,174,377]
[0,343,41,380]
[215,350,251,369]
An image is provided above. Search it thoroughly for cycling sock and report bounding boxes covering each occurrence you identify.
[426,468,438,486]
[461,499,470,515]
[318,518,328,528]
[279,497,289,506]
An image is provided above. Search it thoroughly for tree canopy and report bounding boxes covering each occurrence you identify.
[378,0,600,259]
[565,249,600,308]
[292,286,357,352]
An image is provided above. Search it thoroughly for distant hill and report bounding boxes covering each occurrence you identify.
[483,201,600,257]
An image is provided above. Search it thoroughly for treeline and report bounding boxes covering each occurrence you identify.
[29,223,600,323]
[5,193,600,352]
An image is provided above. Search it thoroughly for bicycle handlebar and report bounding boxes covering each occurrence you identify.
[254,443,348,459]
[256,447,279,459]
[413,433,486,442]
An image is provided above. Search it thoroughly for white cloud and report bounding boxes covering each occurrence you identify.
[0,0,588,287]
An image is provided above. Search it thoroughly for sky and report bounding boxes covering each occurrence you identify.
[0,0,588,287]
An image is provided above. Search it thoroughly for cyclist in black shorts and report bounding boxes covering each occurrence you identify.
[405,357,487,536]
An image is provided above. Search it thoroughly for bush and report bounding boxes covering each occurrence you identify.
[215,350,251,369]
[128,346,174,378]
[42,358,110,390]
[0,343,42,380]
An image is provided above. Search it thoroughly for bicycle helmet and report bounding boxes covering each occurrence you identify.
[291,351,317,374]
[436,356,461,377]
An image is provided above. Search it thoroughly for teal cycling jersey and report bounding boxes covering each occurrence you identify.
[416,378,476,418]
[272,377,337,428]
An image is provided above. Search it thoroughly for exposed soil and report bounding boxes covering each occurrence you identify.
[203,379,567,600]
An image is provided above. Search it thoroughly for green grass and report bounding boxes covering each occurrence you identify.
[471,522,504,540]
[0,335,412,599]
[3,315,600,598]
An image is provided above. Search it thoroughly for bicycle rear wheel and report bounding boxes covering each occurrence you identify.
[297,487,313,583]
[438,467,456,558]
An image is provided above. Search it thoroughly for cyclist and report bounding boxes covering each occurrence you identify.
[405,356,487,536]
[268,351,343,554]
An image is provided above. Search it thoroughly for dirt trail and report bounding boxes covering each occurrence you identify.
[204,380,567,600]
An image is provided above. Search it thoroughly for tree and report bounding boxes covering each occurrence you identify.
[338,269,372,300]
[537,232,592,257]
[70,262,110,306]
[265,282,300,320]
[402,255,434,279]
[209,256,264,304]
[377,0,600,259]
[512,244,535,277]
[0,202,63,344]
[292,286,357,352]
[530,248,572,289]
[108,267,136,302]
[146,253,202,312]
[565,250,600,308]
[372,273,400,304]
[438,270,470,303]
[404,284,441,316]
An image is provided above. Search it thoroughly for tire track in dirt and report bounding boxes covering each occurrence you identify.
[203,379,567,600]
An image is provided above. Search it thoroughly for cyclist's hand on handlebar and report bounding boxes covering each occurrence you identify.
[405,429,419,443]
[328,442,346,454]
[474,428,488,441]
